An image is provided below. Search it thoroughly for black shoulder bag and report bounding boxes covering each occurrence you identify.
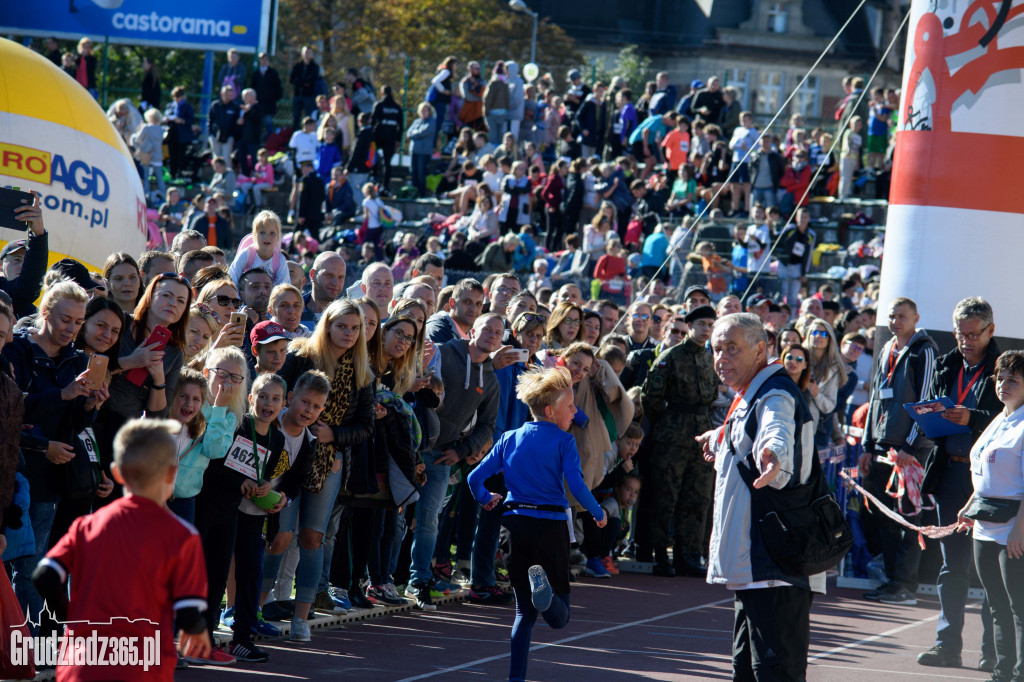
[733,373,853,577]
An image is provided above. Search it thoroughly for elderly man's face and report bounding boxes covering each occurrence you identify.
[362,266,394,311]
[712,324,766,390]
[800,297,823,319]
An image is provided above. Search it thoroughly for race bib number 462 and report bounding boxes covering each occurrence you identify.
[223,435,270,480]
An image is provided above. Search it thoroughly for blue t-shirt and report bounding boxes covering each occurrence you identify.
[868,104,890,137]
[641,231,668,268]
[731,243,749,292]
[628,115,667,146]
[468,421,605,522]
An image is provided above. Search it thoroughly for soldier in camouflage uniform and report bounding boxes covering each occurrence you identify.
[641,305,719,577]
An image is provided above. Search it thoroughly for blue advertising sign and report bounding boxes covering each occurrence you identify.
[0,0,274,53]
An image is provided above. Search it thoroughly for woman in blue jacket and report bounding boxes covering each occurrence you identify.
[407,102,438,197]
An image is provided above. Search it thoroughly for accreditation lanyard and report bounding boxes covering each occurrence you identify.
[955,364,984,406]
[250,417,268,484]
[716,361,783,446]
[883,342,900,388]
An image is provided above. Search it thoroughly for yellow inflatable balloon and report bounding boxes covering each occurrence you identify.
[0,38,147,272]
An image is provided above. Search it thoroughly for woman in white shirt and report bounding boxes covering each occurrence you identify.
[958,350,1024,682]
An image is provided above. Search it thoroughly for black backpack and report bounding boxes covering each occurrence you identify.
[734,372,852,577]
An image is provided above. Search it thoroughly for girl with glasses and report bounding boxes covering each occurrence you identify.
[543,301,585,351]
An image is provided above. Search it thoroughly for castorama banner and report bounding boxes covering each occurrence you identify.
[0,0,274,53]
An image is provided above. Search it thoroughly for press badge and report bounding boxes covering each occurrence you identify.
[879,388,894,400]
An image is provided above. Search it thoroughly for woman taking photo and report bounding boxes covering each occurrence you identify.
[272,299,375,636]
[49,297,125,541]
[102,252,141,318]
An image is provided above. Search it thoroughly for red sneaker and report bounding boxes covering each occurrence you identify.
[602,556,619,575]
[184,646,236,666]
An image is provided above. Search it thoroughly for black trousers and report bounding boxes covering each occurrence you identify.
[733,586,814,682]
[194,491,240,640]
[974,538,1024,681]
[232,512,266,645]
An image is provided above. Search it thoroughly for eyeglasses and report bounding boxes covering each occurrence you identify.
[389,328,415,345]
[954,324,991,342]
[631,313,651,321]
[843,343,865,354]
[215,295,243,309]
[669,328,685,335]
[563,317,581,327]
[207,367,245,384]
[652,315,664,324]
[784,354,807,363]
[494,286,519,296]
[809,330,829,339]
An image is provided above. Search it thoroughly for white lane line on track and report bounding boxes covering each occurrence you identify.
[393,597,733,682]
[809,613,941,662]
[812,664,989,679]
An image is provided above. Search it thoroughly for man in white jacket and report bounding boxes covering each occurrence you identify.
[698,313,824,680]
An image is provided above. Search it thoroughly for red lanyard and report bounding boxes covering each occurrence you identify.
[717,389,746,444]
[956,364,983,405]
[884,343,900,386]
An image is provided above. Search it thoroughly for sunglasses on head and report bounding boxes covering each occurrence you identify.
[515,313,543,324]
[156,272,191,287]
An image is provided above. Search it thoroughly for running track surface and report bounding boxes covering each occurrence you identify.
[181,575,991,681]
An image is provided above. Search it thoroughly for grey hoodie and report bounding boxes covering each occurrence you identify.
[506,61,525,120]
[435,338,499,460]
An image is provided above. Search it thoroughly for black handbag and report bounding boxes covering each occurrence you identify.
[964,496,1021,523]
[737,449,853,577]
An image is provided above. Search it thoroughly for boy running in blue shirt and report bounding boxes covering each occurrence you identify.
[468,366,607,682]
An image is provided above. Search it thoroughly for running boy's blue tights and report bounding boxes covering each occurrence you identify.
[509,592,570,682]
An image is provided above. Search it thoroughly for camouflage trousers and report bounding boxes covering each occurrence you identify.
[649,443,714,553]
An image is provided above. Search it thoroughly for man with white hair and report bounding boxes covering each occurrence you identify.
[698,313,823,680]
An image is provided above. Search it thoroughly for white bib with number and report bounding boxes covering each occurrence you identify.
[791,241,806,258]
[223,435,271,481]
[78,428,99,463]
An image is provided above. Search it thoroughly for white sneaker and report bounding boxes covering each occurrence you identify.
[289,617,311,642]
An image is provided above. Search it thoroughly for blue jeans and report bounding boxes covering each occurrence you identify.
[167,496,195,525]
[411,153,430,197]
[935,461,994,656]
[11,500,56,635]
[486,112,508,145]
[751,187,775,210]
[777,262,803,310]
[510,592,570,681]
[471,505,504,587]
[266,466,344,604]
[319,498,345,594]
[410,453,450,585]
[262,114,276,140]
[388,510,407,579]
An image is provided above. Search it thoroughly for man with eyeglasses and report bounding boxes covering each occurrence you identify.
[302,252,346,326]
[626,301,656,352]
[640,305,718,576]
[917,297,998,671]
[486,273,520,319]
[861,296,938,607]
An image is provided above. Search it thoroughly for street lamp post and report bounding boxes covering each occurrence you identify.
[508,0,538,65]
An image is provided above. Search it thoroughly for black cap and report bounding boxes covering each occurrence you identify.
[49,258,96,292]
[684,305,717,324]
[0,240,27,261]
[747,293,769,309]
[683,285,711,302]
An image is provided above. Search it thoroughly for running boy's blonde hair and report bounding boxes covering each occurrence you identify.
[114,418,180,487]
[515,366,573,419]
[251,210,282,240]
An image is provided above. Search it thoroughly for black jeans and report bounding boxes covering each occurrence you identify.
[232,512,266,645]
[733,586,814,681]
[545,210,566,252]
[194,491,240,640]
[934,460,994,656]
[974,538,1024,681]
[866,452,921,591]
